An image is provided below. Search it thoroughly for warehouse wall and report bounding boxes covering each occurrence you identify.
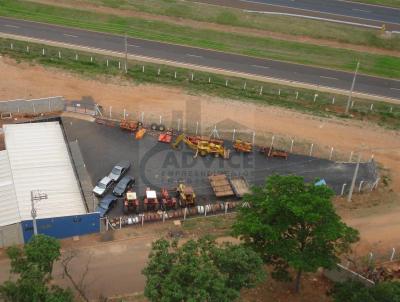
[0,223,24,248]
[21,212,100,243]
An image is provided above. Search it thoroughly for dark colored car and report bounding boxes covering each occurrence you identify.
[96,194,118,218]
[113,175,135,197]
[108,160,131,182]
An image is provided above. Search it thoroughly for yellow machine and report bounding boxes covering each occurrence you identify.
[176,183,196,207]
[172,134,230,159]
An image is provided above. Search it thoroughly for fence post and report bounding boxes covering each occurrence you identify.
[32,103,36,114]
[141,112,144,123]
[341,183,347,196]
[10,43,13,50]
[332,97,335,104]
[370,154,374,162]
[204,206,207,217]
[106,59,109,67]
[196,121,199,135]
[232,129,236,142]
[390,107,393,113]
[358,180,364,192]
[123,109,126,120]
[349,151,354,162]
[142,65,145,73]
[243,82,247,90]
[119,217,122,229]
[391,248,396,262]
[177,118,181,132]
[48,100,51,112]
[109,106,112,119]
[313,94,318,102]
[370,103,374,111]
[329,147,334,160]
[26,46,29,53]
[368,252,374,266]
[225,202,228,215]
[252,132,256,145]
[174,71,177,79]
[259,86,263,95]
[58,51,61,59]
[42,48,45,56]
[159,115,162,124]
[118,61,121,69]
[278,89,281,96]
[141,214,144,227]
[225,80,228,87]
[351,100,355,108]
[162,211,166,223]
[75,53,78,61]
[290,139,294,153]
[158,68,161,76]
[295,91,298,100]
[309,143,314,156]
[90,56,93,62]
[208,77,211,83]
[191,73,194,81]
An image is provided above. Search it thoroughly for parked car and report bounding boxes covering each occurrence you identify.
[96,194,118,218]
[113,175,135,197]
[92,176,114,197]
[108,160,131,182]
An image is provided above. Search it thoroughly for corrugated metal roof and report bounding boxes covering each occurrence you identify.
[0,150,20,226]
[3,122,86,222]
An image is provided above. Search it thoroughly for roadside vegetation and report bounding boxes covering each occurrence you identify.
[350,0,400,8]
[1,0,400,78]
[1,38,399,130]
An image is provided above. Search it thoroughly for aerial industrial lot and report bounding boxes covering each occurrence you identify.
[0,0,399,301]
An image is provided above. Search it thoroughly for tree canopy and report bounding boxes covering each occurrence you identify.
[331,280,400,302]
[142,237,265,302]
[232,175,359,292]
[0,234,73,302]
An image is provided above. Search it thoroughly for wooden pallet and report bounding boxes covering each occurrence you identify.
[208,174,234,197]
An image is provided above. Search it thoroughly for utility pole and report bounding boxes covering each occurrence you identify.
[124,33,128,74]
[347,153,361,202]
[30,190,48,236]
[345,61,360,115]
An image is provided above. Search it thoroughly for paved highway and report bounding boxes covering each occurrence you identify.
[0,17,399,100]
[194,0,400,30]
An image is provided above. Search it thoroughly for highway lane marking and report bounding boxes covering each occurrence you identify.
[186,54,203,58]
[128,44,141,48]
[4,24,19,29]
[63,33,78,38]
[320,76,338,80]
[391,88,400,91]
[252,64,270,69]
[352,8,371,13]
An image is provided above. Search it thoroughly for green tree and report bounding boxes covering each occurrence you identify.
[0,234,73,302]
[233,175,359,292]
[142,237,265,302]
[331,280,400,302]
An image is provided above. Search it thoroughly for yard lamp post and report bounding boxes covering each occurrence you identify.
[345,61,360,115]
[30,190,48,236]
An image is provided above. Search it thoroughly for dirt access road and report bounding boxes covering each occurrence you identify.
[1,58,400,248]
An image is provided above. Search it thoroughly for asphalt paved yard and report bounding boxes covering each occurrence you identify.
[62,117,376,217]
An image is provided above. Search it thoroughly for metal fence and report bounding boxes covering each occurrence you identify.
[0,96,64,114]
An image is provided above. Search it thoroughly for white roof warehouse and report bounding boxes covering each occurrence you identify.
[0,121,91,246]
